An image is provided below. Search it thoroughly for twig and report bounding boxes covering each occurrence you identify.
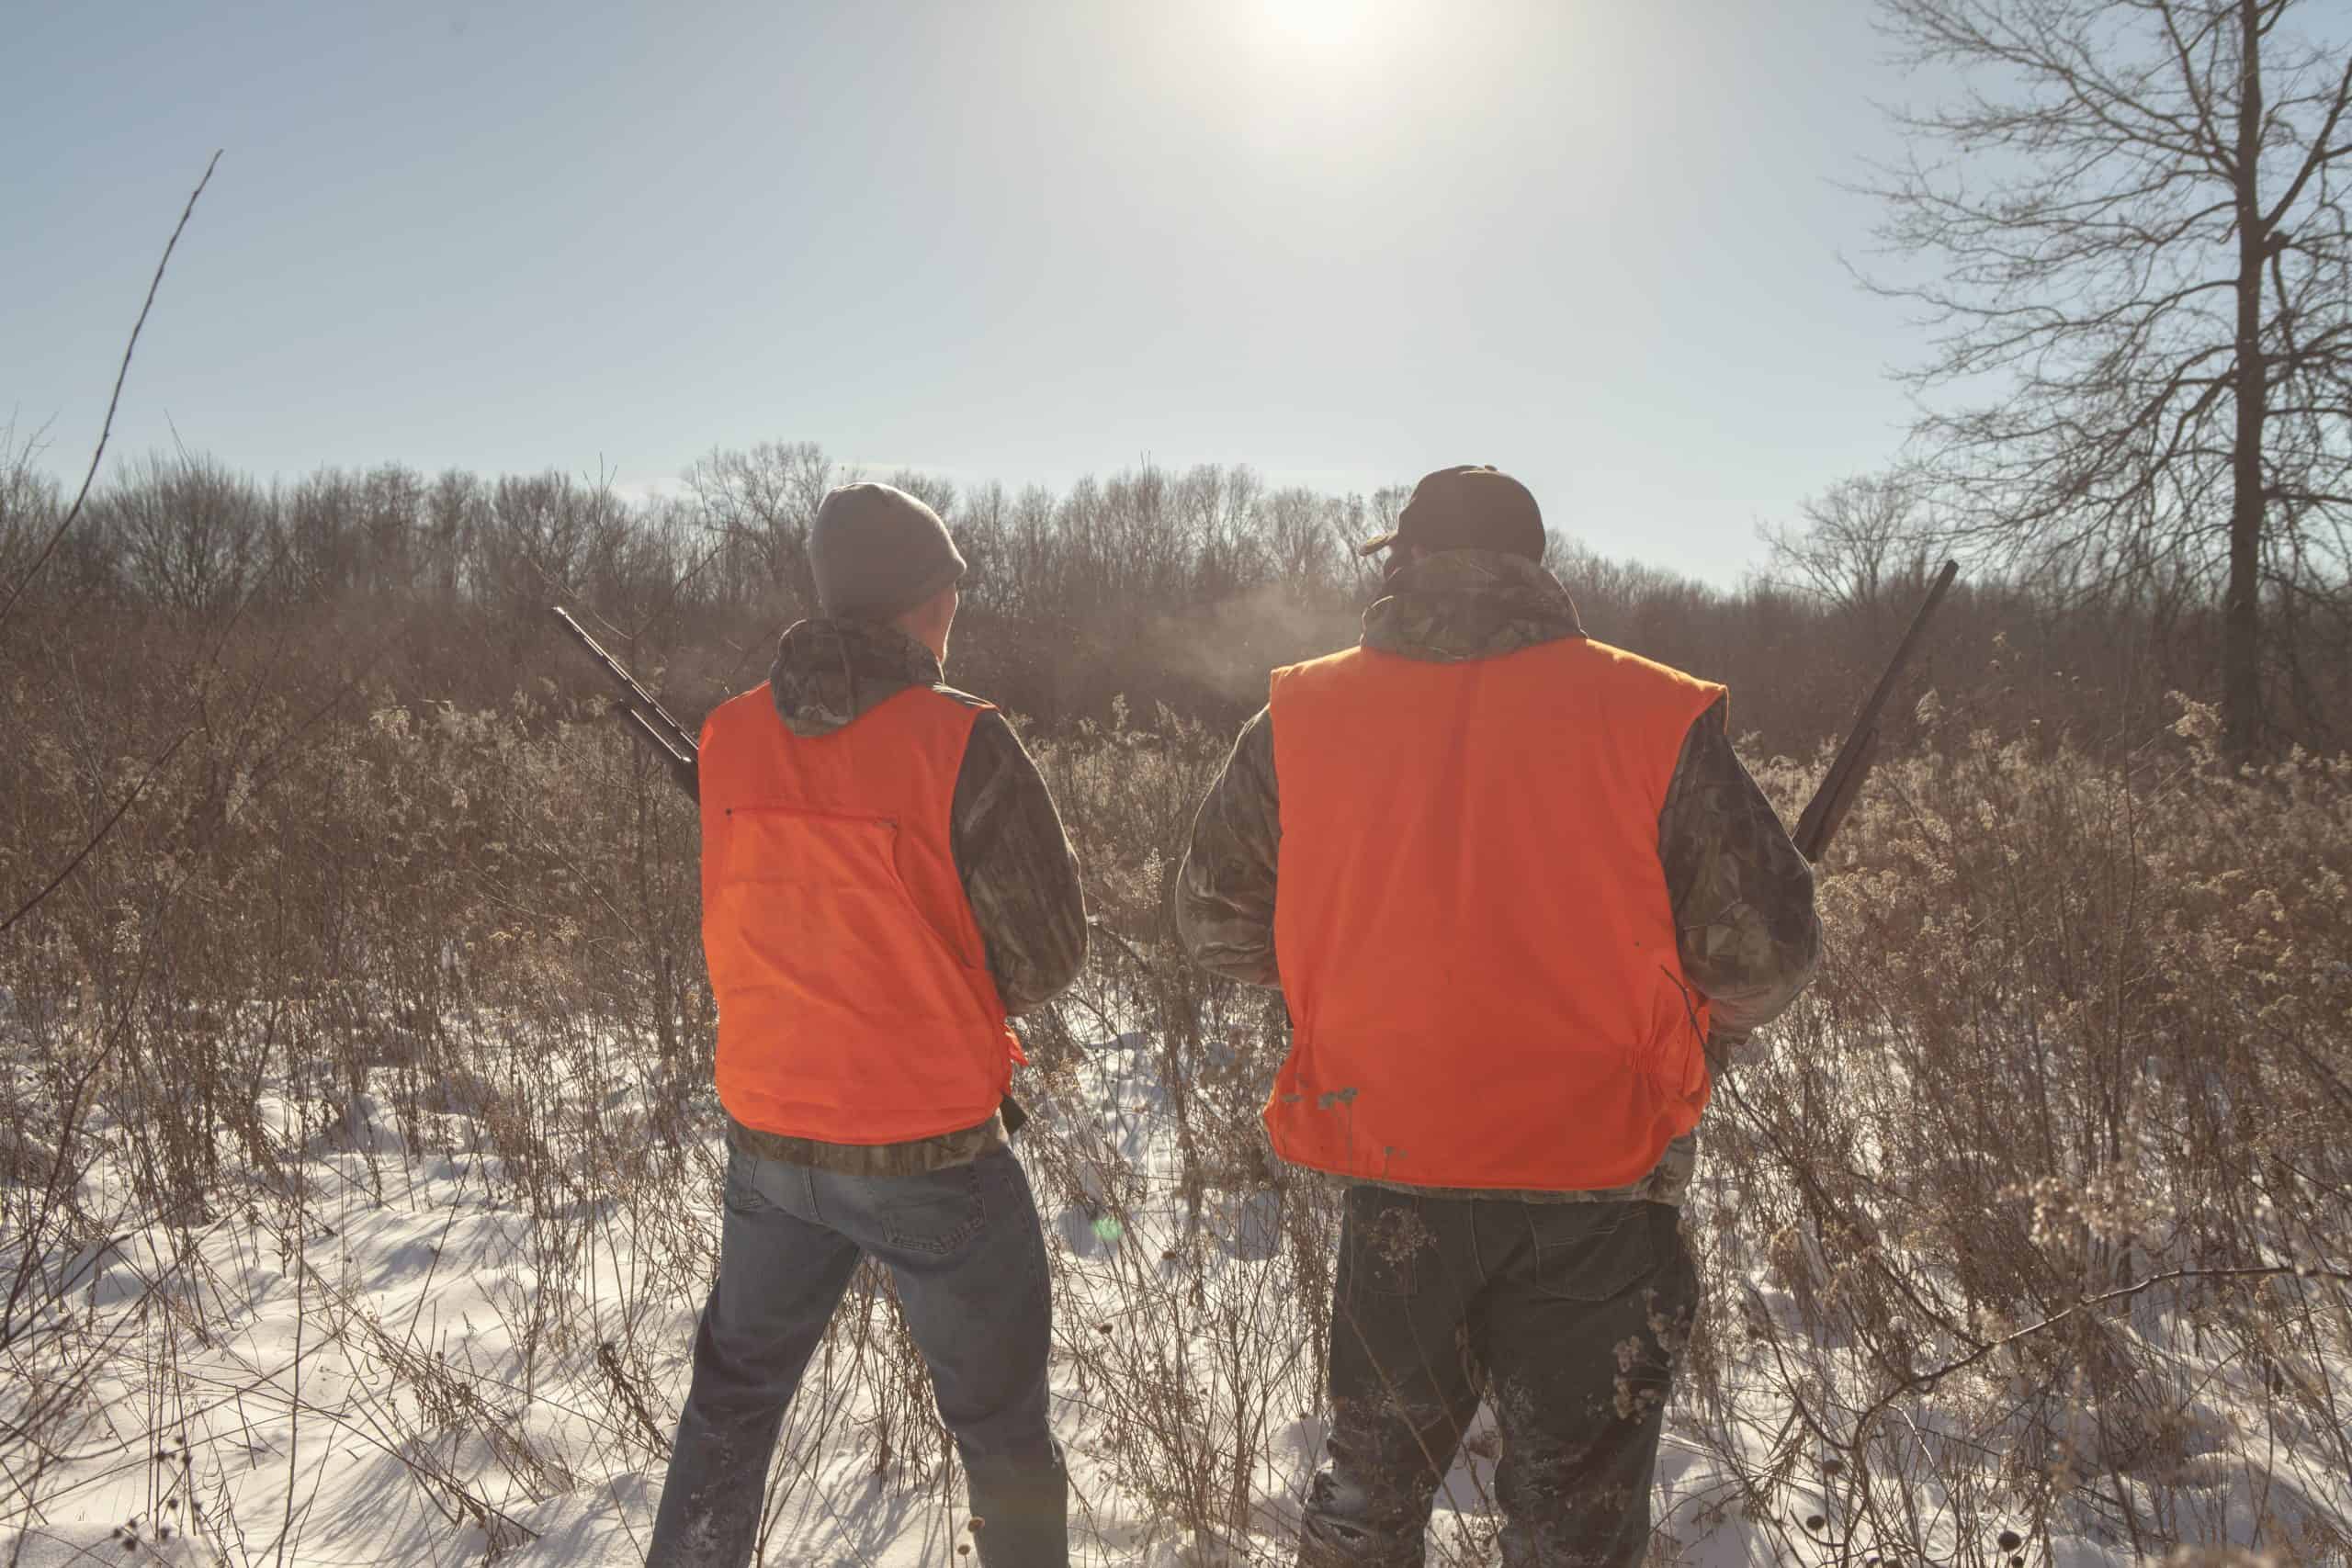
[1086,917,1153,973]
[0,151,221,640]
[1843,1261,2352,1486]
[0,728,193,937]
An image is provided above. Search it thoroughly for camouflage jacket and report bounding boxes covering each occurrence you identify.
[724,618,1088,1176]
[1174,549,1822,1205]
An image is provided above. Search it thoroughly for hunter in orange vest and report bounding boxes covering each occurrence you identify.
[699,672,1022,1144]
[650,482,1086,1568]
[1177,466,1822,1568]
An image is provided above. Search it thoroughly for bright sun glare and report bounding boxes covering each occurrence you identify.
[1263,0,1371,48]
[1254,0,1385,70]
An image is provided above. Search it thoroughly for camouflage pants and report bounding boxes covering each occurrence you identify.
[1300,1188,1697,1568]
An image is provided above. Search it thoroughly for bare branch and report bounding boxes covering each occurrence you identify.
[0,151,222,641]
[2264,52,2352,225]
[0,728,193,937]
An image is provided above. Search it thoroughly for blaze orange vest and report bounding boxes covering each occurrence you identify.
[1265,637,1726,1190]
[698,683,1019,1144]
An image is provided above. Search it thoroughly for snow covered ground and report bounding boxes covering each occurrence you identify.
[5,1006,2346,1566]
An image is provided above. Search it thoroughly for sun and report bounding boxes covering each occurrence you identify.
[1261,0,1374,52]
[1252,0,1385,70]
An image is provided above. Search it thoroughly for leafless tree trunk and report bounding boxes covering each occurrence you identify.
[2227,0,2271,758]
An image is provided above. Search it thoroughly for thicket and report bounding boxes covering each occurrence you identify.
[6,441,2346,761]
[4,441,2350,1562]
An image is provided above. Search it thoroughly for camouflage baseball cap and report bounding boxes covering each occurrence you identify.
[1359,465,1544,561]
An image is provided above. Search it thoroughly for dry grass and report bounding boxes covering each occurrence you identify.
[3,658,2348,1563]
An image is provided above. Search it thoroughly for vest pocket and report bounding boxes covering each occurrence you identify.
[709,803,1006,1128]
[713,804,983,1009]
[1642,970,1712,1135]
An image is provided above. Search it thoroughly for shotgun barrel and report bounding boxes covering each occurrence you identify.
[550,606,700,802]
[1791,558,1960,863]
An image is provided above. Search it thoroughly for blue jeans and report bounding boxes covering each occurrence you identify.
[646,1144,1066,1567]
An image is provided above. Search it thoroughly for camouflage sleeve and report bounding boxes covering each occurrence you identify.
[1174,705,1283,987]
[951,711,1089,1015]
[1658,697,1822,1051]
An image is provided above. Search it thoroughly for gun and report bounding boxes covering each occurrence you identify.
[1791,558,1960,863]
[551,606,700,801]
[548,604,1032,1137]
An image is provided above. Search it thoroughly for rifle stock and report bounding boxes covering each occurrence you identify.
[1792,559,1958,863]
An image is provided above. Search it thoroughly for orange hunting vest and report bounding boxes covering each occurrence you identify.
[1266,637,1726,1190]
[698,683,1019,1144]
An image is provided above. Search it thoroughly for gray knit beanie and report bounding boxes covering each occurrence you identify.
[808,482,967,620]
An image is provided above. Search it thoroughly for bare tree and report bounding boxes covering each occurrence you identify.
[1761,468,1938,619]
[0,420,63,589]
[1865,0,2352,755]
[882,467,958,524]
[1175,464,1264,604]
[1259,486,1343,596]
[101,452,274,618]
[686,441,838,614]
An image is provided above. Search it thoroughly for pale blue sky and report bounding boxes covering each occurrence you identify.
[5,1,1940,581]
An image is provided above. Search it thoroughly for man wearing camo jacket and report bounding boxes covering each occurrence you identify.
[648,481,1086,1568]
[1176,465,1821,1567]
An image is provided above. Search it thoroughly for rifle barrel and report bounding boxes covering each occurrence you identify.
[1835,559,1959,751]
[551,605,700,800]
[1792,559,1959,861]
[551,607,695,753]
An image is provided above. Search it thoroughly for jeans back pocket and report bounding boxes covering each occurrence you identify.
[878,1162,988,1255]
[1523,1201,1662,1304]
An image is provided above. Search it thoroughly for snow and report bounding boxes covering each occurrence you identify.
[5,1010,2346,1566]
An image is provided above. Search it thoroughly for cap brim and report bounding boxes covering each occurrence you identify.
[1356,531,1399,558]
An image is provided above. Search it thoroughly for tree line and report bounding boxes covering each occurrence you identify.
[6,435,2344,763]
